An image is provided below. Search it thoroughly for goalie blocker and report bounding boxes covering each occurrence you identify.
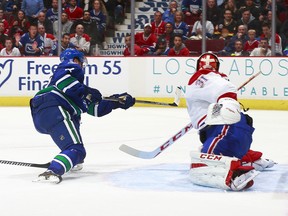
[189,152,259,191]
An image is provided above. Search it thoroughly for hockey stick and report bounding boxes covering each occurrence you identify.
[0,159,50,168]
[236,71,261,91]
[103,86,182,107]
[119,123,193,159]
[119,72,262,159]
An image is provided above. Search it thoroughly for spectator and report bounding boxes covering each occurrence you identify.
[71,10,99,53]
[151,11,166,39]
[260,22,282,56]
[162,22,174,48]
[123,35,147,56]
[43,0,52,9]
[36,11,53,34]
[0,8,9,35]
[53,12,73,36]
[21,0,44,24]
[10,10,30,37]
[90,0,108,50]
[230,39,249,56]
[37,24,56,55]
[0,21,8,51]
[238,0,261,19]
[173,11,189,39]
[45,0,59,23]
[190,12,214,39]
[280,19,288,50]
[49,33,76,56]
[236,8,261,36]
[172,0,183,11]
[243,29,259,54]
[206,0,221,27]
[214,9,237,38]
[216,0,225,8]
[168,34,190,56]
[15,23,44,56]
[148,36,170,56]
[222,0,239,20]
[162,1,178,24]
[70,23,90,55]
[265,10,282,33]
[181,0,202,17]
[283,46,288,56]
[104,0,125,25]
[1,0,18,14]
[0,37,21,56]
[65,0,83,21]
[135,23,157,49]
[218,24,248,56]
[250,37,271,56]
[213,26,233,40]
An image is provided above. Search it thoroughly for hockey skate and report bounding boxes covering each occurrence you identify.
[71,163,84,172]
[33,170,62,184]
[241,150,276,171]
[243,158,276,171]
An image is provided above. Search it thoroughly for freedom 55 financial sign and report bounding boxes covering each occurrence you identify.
[0,57,129,97]
[0,57,287,100]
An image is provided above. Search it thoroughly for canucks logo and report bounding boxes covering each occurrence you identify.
[0,59,13,88]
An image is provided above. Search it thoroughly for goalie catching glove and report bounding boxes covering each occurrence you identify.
[206,97,241,125]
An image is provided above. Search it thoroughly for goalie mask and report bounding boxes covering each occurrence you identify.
[197,52,220,71]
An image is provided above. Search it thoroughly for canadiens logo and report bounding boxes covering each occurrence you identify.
[0,59,13,88]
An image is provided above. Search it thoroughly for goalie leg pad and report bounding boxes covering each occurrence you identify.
[189,151,259,191]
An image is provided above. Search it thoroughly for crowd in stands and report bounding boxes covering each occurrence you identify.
[0,0,287,57]
[125,0,288,57]
[0,0,127,56]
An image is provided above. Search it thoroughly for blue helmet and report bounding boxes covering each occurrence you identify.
[60,48,85,63]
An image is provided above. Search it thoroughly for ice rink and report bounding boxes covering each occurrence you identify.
[0,107,287,216]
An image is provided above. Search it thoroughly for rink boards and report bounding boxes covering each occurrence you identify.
[0,56,287,110]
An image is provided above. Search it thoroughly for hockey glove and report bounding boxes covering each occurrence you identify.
[85,86,102,104]
[110,92,135,110]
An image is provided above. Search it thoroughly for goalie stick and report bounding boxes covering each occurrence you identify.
[103,86,182,107]
[0,160,50,168]
[119,71,262,159]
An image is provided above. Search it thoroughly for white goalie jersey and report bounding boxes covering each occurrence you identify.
[185,69,238,130]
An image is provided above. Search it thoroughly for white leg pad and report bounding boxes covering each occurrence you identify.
[189,151,260,191]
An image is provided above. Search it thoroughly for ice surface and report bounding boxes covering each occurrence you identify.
[0,107,287,216]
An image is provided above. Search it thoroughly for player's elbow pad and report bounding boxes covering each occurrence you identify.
[205,98,241,125]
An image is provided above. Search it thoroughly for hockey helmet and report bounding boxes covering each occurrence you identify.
[196,52,220,71]
[60,48,88,67]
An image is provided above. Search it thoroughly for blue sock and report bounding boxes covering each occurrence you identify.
[48,144,86,175]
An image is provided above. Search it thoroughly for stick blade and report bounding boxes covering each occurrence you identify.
[173,86,182,106]
[119,144,158,159]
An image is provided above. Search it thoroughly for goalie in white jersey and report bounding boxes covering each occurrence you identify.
[185,52,275,191]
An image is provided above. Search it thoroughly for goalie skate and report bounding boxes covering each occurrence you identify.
[33,170,62,184]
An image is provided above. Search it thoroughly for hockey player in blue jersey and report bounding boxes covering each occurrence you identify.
[30,48,135,183]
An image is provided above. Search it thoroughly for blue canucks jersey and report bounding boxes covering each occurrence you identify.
[35,60,88,116]
[19,33,44,56]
